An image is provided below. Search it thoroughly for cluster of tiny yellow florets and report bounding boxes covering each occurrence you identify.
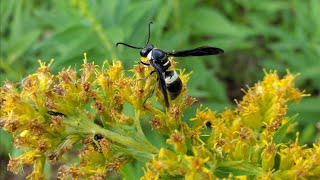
[142,70,320,180]
[1,54,319,179]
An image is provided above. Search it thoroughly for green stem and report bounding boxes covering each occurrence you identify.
[64,116,158,155]
[134,110,144,135]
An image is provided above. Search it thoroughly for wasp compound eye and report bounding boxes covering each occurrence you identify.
[140,44,154,57]
[140,49,148,57]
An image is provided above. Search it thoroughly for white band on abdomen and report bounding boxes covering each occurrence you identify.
[165,71,179,84]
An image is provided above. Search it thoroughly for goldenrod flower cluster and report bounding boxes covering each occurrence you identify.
[1,55,319,179]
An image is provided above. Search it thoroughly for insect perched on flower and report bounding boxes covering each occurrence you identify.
[116,22,224,107]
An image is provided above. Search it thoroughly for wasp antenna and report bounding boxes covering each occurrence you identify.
[146,22,153,45]
[116,42,142,49]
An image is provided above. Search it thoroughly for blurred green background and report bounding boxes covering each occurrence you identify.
[1,0,320,179]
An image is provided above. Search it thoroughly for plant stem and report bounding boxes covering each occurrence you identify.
[64,115,158,155]
[134,110,144,135]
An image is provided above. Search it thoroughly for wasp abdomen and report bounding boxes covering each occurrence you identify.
[165,71,182,100]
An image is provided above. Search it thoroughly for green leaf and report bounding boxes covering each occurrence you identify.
[35,24,99,65]
[121,163,137,179]
[0,130,13,153]
[34,2,81,30]
[188,7,253,37]
[10,0,23,40]
[300,123,316,145]
[157,29,190,50]
[121,160,145,179]
[7,30,41,64]
[201,101,233,113]
[273,114,298,144]
[298,65,320,83]
[154,1,173,36]
[123,1,160,41]
[207,37,254,51]
[116,146,153,162]
[0,0,16,33]
[287,97,320,144]
[215,161,262,178]
[44,160,52,180]
[202,74,229,103]
[288,97,320,114]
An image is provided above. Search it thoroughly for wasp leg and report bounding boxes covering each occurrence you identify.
[143,80,158,106]
[139,70,155,81]
[139,61,150,66]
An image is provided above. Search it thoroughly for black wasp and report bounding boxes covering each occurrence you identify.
[116,22,224,108]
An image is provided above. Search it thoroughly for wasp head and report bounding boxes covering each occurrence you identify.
[140,44,154,57]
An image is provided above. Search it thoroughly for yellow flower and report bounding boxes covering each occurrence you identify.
[1,54,315,179]
[261,141,277,171]
[184,147,212,180]
[106,60,124,80]
[190,105,217,129]
[7,150,45,176]
[167,130,187,154]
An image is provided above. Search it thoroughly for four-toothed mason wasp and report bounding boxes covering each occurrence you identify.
[116,22,224,108]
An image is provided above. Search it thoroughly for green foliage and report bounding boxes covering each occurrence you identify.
[273,114,298,144]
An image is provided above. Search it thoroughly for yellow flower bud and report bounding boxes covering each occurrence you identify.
[167,130,187,155]
[261,142,276,171]
[232,140,249,160]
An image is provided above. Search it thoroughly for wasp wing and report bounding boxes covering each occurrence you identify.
[167,46,224,57]
[150,61,170,107]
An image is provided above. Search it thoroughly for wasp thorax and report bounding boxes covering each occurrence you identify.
[151,49,166,61]
[140,44,154,57]
[149,49,170,71]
